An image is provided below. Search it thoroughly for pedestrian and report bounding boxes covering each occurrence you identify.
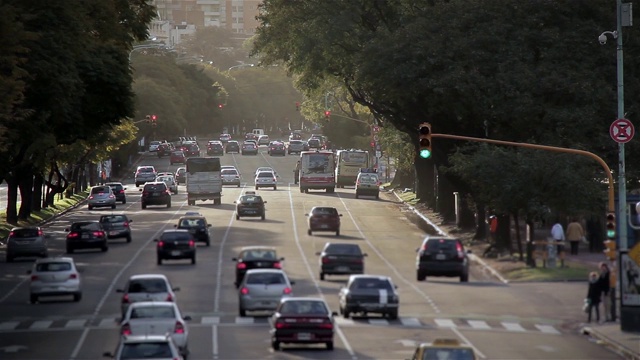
[489,215,498,243]
[598,262,612,321]
[566,218,585,255]
[586,271,602,323]
[294,160,301,185]
[550,218,566,258]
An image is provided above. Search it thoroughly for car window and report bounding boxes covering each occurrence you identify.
[160,232,191,242]
[180,218,205,227]
[290,140,302,145]
[241,249,276,260]
[144,184,166,192]
[325,244,361,255]
[71,222,101,231]
[127,279,168,293]
[10,228,41,238]
[258,172,274,178]
[91,186,110,194]
[351,277,394,291]
[312,207,338,216]
[101,215,126,223]
[120,342,174,359]
[422,348,476,360]
[221,169,238,175]
[177,168,186,174]
[239,195,262,203]
[172,151,184,156]
[359,174,378,182]
[427,239,459,252]
[106,183,123,191]
[280,301,327,315]
[130,306,176,319]
[246,272,285,285]
[138,167,154,173]
[36,262,72,272]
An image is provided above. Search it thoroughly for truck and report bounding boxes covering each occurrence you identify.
[186,157,223,205]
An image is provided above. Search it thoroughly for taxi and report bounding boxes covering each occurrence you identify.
[407,338,476,360]
[355,168,380,199]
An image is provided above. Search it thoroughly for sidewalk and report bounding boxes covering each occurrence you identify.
[391,190,640,360]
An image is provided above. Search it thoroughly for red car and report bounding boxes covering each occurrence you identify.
[170,150,186,165]
[305,207,342,236]
[270,297,336,351]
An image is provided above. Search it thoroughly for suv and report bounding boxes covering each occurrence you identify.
[234,191,267,220]
[99,214,132,243]
[316,242,367,280]
[268,142,286,156]
[355,170,380,199]
[175,167,186,185]
[174,215,212,246]
[105,182,127,204]
[102,334,183,360]
[135,166,157,187]
[416,236,470,282]
[140,182,171,209]
[116,274,180,317]
[88,186,117,210]
[6,226,49,262]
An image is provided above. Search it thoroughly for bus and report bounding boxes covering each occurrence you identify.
[186,157,223,205]
[299,150,336,193]
[335,150,370,187]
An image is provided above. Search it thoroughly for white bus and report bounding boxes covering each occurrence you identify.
[335,150,370,187]
[299,150,336,193]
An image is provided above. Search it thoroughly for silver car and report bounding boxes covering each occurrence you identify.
[255,171,278,190]
[6,226,49,262]
[88,185,117,210]
[120,301,191,357]
[238,269,294,316]
[103,334,183,360]
[156,175,178,194]
[116,274,180,317]
[135,166,157,187]
[28,257,82,303]
[221,168,241,187]
[287,140,304,154]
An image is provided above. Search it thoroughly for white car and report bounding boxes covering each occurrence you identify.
[221,168,241,187]
[258,135,270,146]
[157,172,173,177]
[148,141,161,152]
[156,175,178,195]
[116,274,180,317]
[255,167,277,177]
[103,334,183,360]
[28,257,82,303]
[120,301,191,358]
[255,171,277,190]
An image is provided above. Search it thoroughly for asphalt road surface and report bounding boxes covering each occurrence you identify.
[0,147,621,360]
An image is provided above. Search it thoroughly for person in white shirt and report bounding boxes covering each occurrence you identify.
[551,219,566,256]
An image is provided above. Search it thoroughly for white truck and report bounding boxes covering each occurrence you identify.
[186,157,222,205]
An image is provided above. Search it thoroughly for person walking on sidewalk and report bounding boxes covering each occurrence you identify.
[294,161,301,185]
[566,218,585,255]
[551,218,566,257]
[598,262,612,321]
[586,271,602,323]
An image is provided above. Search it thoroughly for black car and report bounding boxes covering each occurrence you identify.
[268,142,286,156]
[99,214,132,243]
[184,143,200,157]
[105,182,127,204]
[65,221,108,253]
[140,182,171,209]
[316,243,367,280]
[234,192,267,220]
[207,142,224,155]
[270,298,336,351]
[175,167,186,185]
[232,246,284,287]
[155,229,196,265]
[226,141,240,154]
[174,216,211,246]
[338,275,399,319]
[416,236,470,282]
[241,142,258,155]
[157,142,174,157]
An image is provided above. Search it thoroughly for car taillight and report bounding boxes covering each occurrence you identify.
[31,275,38,281]
[273,262,282,269]
[189,240,195,247]
[322,257,331,264]
[121,323,131,335]
[120,190,125,194]
[275,319,290,329]
[89,196,95,200]
[8,231,14,237]
[109,194,115,198]
[142,192,149,196]
[273,177,277,181]
[237,262,246,269]
[67,232,79,239]
[166,293,173,302]
[158,241,165,247]
[173,321,184,334]
[69,273,78,279]
[456,242,464,259]
[240,287,249,295]
[122,294,130,304]
[37,230,44,236]
[123,222,129,227]
[356,181,360,185]
[318,320,333,329]
[422,242,428,251]
[352,258,363,264]
[283,287,292,295]
[93,231,104,237]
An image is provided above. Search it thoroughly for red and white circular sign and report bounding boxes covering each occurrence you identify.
[610,118,635,144]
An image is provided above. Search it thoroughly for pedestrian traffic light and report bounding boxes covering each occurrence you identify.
[418,122,432,159]
[603,240,617,261]
[606,212,616,239]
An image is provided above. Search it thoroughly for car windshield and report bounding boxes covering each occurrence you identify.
[106,183,123,190]
[179,218,205,227]
[100,215,126,223]
[120,342,174,359]
[127,279,168,293]
[359,174,378,182]
[422,348,476,360]
[241,249,277,260]
[351,277,394,291]
[70,222,101,231]
[246,272,285,285]
[91,186,110,194]
[35,262,72,272]
[222,169,238,175]
[130,306,176,319]
[258,172,274,178]
[138,167,154,173]
[279,300,328,315]
[427,239,459,252]
[239,195,262,203]
[177,169,185,174]
[325,244,361,255]
[312,208,338,216]
[10,228,41,238]
[144,184,166,192]
[160,232,191,242]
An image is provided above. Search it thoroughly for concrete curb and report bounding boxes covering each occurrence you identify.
[581,326,640,360]
[391,189,510,284]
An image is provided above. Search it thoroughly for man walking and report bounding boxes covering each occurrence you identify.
[551,218,566,258]
[294,160,300,185]
[566,218,585,255]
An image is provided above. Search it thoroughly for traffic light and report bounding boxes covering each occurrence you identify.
[418,122,432,159]
[606,212,616,239]
[604,240,617,261]
[151,114,157,121]
[145,115,151,123]
[324,110,331,119]
[218,104,224,109]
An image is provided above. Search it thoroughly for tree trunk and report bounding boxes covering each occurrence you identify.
[18,169,34,220]
[513,211,524,261]
[474,203,488,240]
[436,174,457,222]
[5,175,19,225]
[496,213,511,253]
[32,173,43,212]
[415,155,435,206]
[390,167,415,189]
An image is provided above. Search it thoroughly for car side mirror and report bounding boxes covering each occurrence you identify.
[173,225,178,228]
[207,224,212,227]
[103,352,114,358]
[116,289,123,293]
[415,248,420,252]
[64,228,70,232]
[280,257,285,261]
[394,285,398,289]
[363,253,368,257]
[233,201,237,204]
[26,270,32,274]
[304,214,309,217]
[331,311,338,317]
[44,234,52,239]
[172,287,180,292]
[138,188,142,192]
[339,214,343,217]
[128,219,133,223]
[466,249,472,254]
[263,201,267,204]
[290,281,296,285]
[153,239,159,242]
[183,315,192,321]
[123,187,127,190]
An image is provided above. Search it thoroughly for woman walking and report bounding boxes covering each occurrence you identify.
[586,271,602,323]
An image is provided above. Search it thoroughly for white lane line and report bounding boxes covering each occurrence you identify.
[467,320,491,330]
[451,327,487,359]
[535,324,560,334]
[399,317,422,327]
[29,320,53,330]
[212,191,241,313]
[0,321,19,330]
[98,318,117,328]
[368,319,388,326]
[333,317,355,326]
[201,316,220,324]
[0,277,29,304]
[435,318,457,328]
[289,187,357,360]
[502,322,526,332]
[212,324,219,359]
[69,202,190,360]
[65,319,87,328]
[336,193,441,313]
[235,316,255,324]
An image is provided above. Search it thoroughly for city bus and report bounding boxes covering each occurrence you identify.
[335,150,370,187]
[299,150,336,193]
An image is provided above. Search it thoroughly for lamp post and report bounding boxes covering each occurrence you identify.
[227,63,255,72]
[128,44,165,62]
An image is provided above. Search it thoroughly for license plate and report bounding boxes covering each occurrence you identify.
[245,210,256,214]
[336,266,349,272]
[82,234,89,239]
[171,251,181,256]
[436,254,446,260]
[297,333,311,340]
[109,231,119,236]
[262,301,271,305]
[153,193,159,196]
[320,224,329,229]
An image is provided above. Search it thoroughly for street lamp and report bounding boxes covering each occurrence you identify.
[128,44,166,62]
[227,63,255,72]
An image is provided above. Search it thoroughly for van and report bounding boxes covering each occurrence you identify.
[252,128,265,136]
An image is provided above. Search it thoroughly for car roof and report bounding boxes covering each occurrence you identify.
[35,257,74,264]
[348,274,391,281]
[129,274,169,281]
[162,229,190,234]
[121,334,173,343]
[105,182,123,185]
[178,216,206,221]
[10,226,41,231]
[423,236,459,242]
[280,297,328,304]
[128,301,176,308]
[245,269,285,275]
[240,246,276,251]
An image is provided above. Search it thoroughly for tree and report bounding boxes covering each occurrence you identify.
[179,26,250,70]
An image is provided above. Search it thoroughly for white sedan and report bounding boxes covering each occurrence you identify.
[156,175,178,195]
[255,167,278,177]
[29,257,82,303]
[120,301,191,358]
[255,171,278,190]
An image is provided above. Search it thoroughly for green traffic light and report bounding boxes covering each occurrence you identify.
[419,149,431,159]
[607,230,616,238]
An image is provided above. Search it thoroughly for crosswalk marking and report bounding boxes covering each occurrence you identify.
[399,318,422,327]
[235,316,254,324]
[65,319,86,328]
[0,321,19,330]
[201,316,220,325]
[435,319,457,328]
[334,317,355,326]
[535,324,560,334]
[99,319,117,328]
[29,320,53,330]
[368,319,389,326]
[502,322,526,332]
[467,320,491,330]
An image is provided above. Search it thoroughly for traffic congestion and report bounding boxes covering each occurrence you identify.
[0,133,620,360]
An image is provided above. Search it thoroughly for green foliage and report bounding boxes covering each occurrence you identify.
[377,127,414,174]
[179,26,250,70]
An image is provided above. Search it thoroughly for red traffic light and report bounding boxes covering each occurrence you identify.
[218,104,224,109]
[324,110,331,118]
[151,115,157,121]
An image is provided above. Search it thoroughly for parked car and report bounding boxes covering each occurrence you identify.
[99,214,132,243]
[234,191,266,220]
[6,226,49,262]
[316,243,367,280]
[221,168,241,187]
[156,175,178,195]
[175,167,186,185]
[65,221,108,253]
[270,297,336,351]
[102,334,184,360]
[170,150,186,165]
[135,166,157,187]
[305,207,342,236]
[105,182,127,204]
[119,301,191,358]
[87,185,117,210]
[28,257,82,303]
[416,236,470,282]
[232,246,284,287]
[155,230,196,265]
[225,140,240,153]
[140,182,171,209]
[238,269,295,316]
[116,274,180,317]
[174,215,211,246]
[338,275,399,319]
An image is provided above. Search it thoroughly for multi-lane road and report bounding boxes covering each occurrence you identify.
[0,147,621,359]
